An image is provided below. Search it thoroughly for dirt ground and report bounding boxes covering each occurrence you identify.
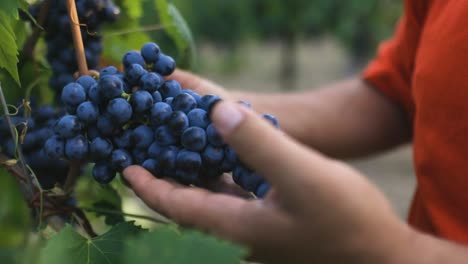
[196,38,416,219]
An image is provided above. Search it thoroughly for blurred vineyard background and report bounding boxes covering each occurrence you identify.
[1,0,415,253]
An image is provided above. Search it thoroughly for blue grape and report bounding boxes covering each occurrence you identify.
[164,97,174,106]
[65,135,89,160]
[61,83,86,107]
[142,159,161,176]
[76,101,99,123]
[183,89,202,105]
[150,102,172,126]
[130,90,153,113]
[140,72,164,93]
[90,137,113,160]
[224,146,237,163]
[202,145,224,165]
[122,51,145,69]
[157,146,179,173]
[125,64,147,86]
[152,91,163,103]
[160,80,182,99]
[55,115,82,138]
[153,53,175,76]
[87,125,100,141]
[107,98,133,124]
[132,148,148,164]
[93,162,116,184]
[35,105,56,123]
[88,83,101,104]
[147,142,164,159]
[76,75,97,93]
[172,93,197,113]
[176,150,202,172]
[168,111,189,136]
[181,127,207,151]
[199,94,222,113]
[111,149,133,171]
[97,114,117,137]
[233,166,264,192]
[206,123,224,147]
[255,182,270,198]
[155,125,178,146]
[113,129,133,148]
[187,108,209,128]
[141,42,160,63]
[262,114,279,128]
[132,125,154,149]
[238,100,252,109]
[99,75,124,100]
[100,66,120,77]
[44,135,65,159]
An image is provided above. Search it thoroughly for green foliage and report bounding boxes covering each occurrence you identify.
[0,168,30,248]
[154,1,195,68]
[0,11,21,85]
[125,226,247,264]
[39,222,144,264]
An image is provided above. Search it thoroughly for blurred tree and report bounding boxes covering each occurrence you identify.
[172,0,402,89]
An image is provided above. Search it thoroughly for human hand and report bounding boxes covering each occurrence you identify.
[168,69,232,99]
[123,101,414,264]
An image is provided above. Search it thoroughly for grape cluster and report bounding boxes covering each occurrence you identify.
[26,0,120,102]
[0,103,71,189]
[45,42,273,197]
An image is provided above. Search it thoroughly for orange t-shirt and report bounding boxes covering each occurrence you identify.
[363,0,468,243]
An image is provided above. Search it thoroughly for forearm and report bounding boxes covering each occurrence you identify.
[230,77,411,159]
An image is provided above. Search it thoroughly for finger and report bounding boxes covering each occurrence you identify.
[211,101,336,198]
[122,165,288,243]
[200,173,254,199]
[167,69,231,98]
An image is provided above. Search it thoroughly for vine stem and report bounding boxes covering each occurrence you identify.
[64,0,88,194]
[0,84,65,232]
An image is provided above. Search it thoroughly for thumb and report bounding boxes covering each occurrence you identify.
[211,101,333,196]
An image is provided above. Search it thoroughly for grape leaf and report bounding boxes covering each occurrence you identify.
[122,0,142,20]
[0,0,21,19]
[154,0,195,69]
[124,226,248,264]
[39,221,144,264]
[0,11,20,85]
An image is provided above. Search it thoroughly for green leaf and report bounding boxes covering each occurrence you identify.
[0,0,20,19]
[92,200,125,225]
[39,221,144,264]
[122,0,142,20]
[0,11,20,85]
[155,0,196,68]
[124,226,248,264]
[0,168,30,248]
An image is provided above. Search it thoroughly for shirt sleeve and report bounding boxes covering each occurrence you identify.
[362,0,429,117]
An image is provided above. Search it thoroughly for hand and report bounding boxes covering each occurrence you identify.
[168,69,232,99]
[123,101,414,264]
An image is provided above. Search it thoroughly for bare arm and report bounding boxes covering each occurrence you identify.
[171,70,412,159]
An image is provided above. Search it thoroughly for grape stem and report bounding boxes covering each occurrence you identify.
[63,0,88,194]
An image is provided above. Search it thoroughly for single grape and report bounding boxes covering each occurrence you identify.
[141,42,161,63]
[255,182,270,198]
[65,135,89,160]
[122,50,145,69]
[61,83,86,107]
[187,108,209,128]
[152,91,163,103]
[202,145,224,165]
[183,89,202,105]
[132,148,148,164]
[100,66,120,77]
[172,93,197,113]
[157,146,179,174]
[153,53,175,76]
[142,158,161,176]
[113,129,133,149]
[147,142,164,159]
[93,162,117,184]
[181,127,207,151]
[130,90,153,113]
[154,125,178,146]
[76,75,97,93]
[199,94,222,113]
[107,98,133,124]
[167,111,189,136]
[55,115,82,138]
[76,101,99,123]
[90,137,113,160]
[160,80,182,99]
[150,102,173,126]
[44,135,65,159]
[125,63,147,86]
[131,125,154,149]
[111,149,133,171]
[176,149,202,172]
[140,72,164,93]
[99,75,124,100]
[97,114,117,137]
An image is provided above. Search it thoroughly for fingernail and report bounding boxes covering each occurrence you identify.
[212,101,245,135]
